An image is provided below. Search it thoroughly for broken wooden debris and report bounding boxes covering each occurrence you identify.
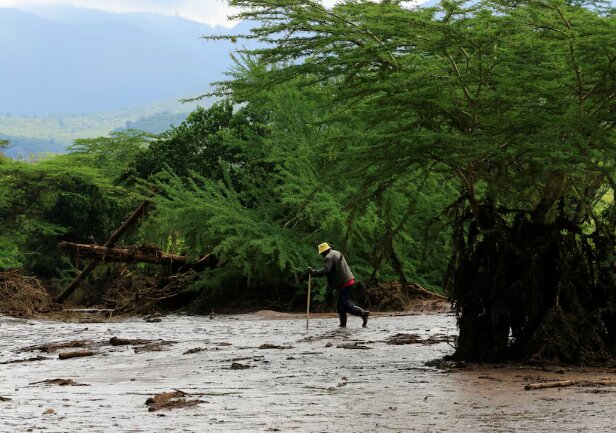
[258,344,294,350]
[145,390,204,412]
[63,309,114,313]
[110,336,152,346]
[386,333,422,345]
[0,355,48,365]
[108,337,175,352]
[524,379,616,391]
[408,282,449,301]
[337,342,371,350]
[55,200,150,303]
[422,334,455,345]
[183,347,207,355]
[385,333,453,345]
[58,242,219,271]
[0,270,51,317]
[133,341,175,353]
[58,350,94,360]
[29,378,90,387]
[19,340,91,353]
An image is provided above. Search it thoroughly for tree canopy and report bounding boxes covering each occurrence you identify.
[206,0,616,361]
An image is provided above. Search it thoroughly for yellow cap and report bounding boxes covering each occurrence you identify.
[317,242,331,254]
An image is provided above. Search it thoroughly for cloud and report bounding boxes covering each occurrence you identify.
[0,0,242,27]
[0,0,415,27]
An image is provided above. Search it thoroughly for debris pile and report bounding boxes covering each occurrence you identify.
[145,390,204,412]
[0,270,52,318]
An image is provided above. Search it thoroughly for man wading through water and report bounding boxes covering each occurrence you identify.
[308,243,370,328]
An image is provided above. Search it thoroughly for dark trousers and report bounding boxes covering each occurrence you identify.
[337,284,365,326]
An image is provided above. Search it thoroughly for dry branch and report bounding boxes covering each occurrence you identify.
[0,270,51,317]
[58,242,218,269]
[103,270,200,314]
[19,340,90,353]
[524,379,616,390]
[408,282,448,301]
[0,356,48,365]
[55,200,150,303]
[524,380,578,390]
[59,242,190,265]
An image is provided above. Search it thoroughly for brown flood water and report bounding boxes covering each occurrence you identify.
[0,312,614,432]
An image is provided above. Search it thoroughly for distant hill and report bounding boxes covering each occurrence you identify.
[112,112,189,134]
[0,6,248,116]
[0,99,203,159]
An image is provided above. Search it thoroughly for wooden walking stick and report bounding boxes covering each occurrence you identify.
[306,274,311,329]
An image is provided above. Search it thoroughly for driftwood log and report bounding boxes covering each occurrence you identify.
[524,380,578,390]
[58,350,94,360]
[408,282,448,301]
[525,379,616,390]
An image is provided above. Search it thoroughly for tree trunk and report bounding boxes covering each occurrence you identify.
[55,201,150,303]
[58,242,218,269]
[450,200,616,364]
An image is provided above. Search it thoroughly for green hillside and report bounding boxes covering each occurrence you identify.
[0,98,206,158]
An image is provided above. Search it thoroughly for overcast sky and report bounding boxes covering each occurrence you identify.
[0,0,340,27]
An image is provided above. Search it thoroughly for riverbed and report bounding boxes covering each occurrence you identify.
[0,312,614,432]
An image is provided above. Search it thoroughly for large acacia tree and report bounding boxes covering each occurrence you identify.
[213,0,616,362]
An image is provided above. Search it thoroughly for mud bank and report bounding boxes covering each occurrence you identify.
[0,313,614,432]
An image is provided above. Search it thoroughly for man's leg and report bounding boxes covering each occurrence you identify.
[347,303,370,327]
[337,300,347,327]
[341,286,369,327]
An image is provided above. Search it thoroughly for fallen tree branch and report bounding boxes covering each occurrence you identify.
[525,380,577,390]
[58,242,218,269]
[19,340,91,353]
[525,379,616,390]
[409,282,449,301]
[55,201,150,303]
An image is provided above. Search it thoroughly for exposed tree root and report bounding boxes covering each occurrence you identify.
[450,206,616,364]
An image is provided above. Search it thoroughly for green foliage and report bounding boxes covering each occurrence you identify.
[139,74,453,297]
[0,131,144,274]
[134,101,269,184]
[68,130,155,182]
[145,171,314,280]
[217,0,616,218]
[203,0,616,359]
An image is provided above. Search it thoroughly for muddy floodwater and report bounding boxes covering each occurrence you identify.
[1,312,615,432]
